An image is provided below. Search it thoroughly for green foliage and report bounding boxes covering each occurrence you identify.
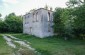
[12,34,85,55]
[53,8,64,35]
[72,4,85,39]
[0,35,13,55]
[61,9,74,38]
[66,0,80,7]
[0,13,23,33]
[66,0,84,8]
[0,19,8,33]
[5,13,23,33]
[54,0,85,40]
[66,0,85,39]
[53,8,74,39]
[53,0,85,39]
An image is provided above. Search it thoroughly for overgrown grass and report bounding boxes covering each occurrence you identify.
[0,35,13,55]
[11,34,85,55]
[0,34,37,55]
[0,33,85,55]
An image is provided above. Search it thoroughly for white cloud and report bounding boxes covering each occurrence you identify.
[1,0,68,18]
[1,0,19,8]
[2,0,19,4]
[3,3,9,7]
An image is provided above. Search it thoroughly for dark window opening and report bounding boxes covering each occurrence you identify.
[33,13,35,22]
[48,24,51,32]
[48,12,50,21]
[36,12,38,22]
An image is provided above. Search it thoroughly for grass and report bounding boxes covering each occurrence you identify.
[0,35,13,55]
[11,34,85,55]
[0,34,38,55]
[0,33,85,55]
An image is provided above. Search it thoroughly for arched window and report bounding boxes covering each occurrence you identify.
[36,12,38,22]
[33,13,35,22]
[25,16,27,24]
[48,12,50,21]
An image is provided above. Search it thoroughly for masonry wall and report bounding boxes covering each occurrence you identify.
[40,9,54,37]
[23,8,54,38]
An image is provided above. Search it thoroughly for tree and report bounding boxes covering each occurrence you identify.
[61,8,74,39]
[0,19,8,33]
[66,0,85,39]
[66,0,85,8]
[5,13,23,33]
[53,8,64,36]
[66,0,79,7]
[72,4,85,39]
[53,8,74,40]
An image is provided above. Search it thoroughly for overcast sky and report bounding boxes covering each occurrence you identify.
[0,0,68,18]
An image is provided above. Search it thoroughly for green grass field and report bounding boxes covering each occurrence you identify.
[0,35,13,55]
[12,34,85,55]
[0,34,85,55]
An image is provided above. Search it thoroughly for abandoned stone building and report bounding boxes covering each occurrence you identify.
[23,7,54,38]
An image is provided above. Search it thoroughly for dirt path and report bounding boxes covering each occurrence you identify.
[2,35,41,55]
[3,35,16,48]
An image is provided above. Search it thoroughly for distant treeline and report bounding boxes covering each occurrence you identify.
[0,13,23,33]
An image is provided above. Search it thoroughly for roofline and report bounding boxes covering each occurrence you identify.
[35,8,53,12]
[24,8,53,16]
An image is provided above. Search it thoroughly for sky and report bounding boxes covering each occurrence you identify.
[0,0,68,18]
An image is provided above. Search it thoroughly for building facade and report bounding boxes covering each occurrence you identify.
[23,8,54,38]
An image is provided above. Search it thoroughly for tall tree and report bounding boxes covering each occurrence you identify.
[53,8,64,36]
[66,0,85,8]
[5,13,23,33]
[0,19,8,33]
[66,0,85,39]
[72,4,85,39]
[61,8,74,39]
